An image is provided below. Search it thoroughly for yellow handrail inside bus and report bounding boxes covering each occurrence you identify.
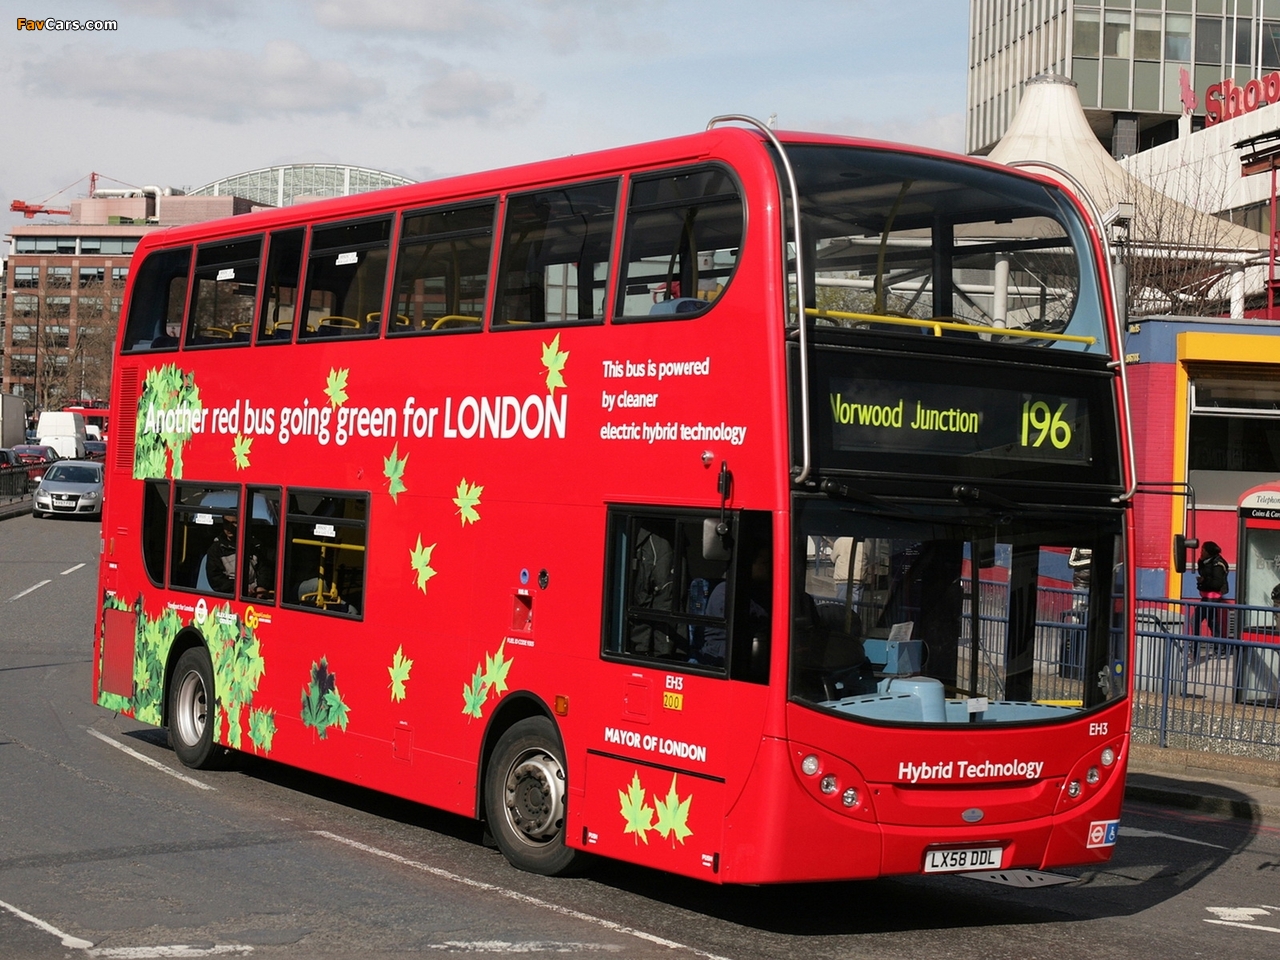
[432,314,481,330]
[805,308,1096,345]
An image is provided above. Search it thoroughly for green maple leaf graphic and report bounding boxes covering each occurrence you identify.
[324,367,349,408]
[248,708,276,754]
[453,478,483,525]
[541,333,569,395]
[619,771,655,843]
[653,774,693,844]
[388,645,414,702]
[232,433,252,470]
[461,666,488,718]
[383,443,409,502]
[481,641,511,696]
[409,536,436,593]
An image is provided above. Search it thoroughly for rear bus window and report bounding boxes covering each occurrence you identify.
[142,480,170,586]
[493,179,618,327]
[186,236,263,347]
[256,228,305,344]
[616,167,744,320]
[282,491,367,618]
[389,201,495,335]
[120,247,191,352]
[299,218,391,342]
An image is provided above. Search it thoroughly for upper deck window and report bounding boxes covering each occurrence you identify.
[299,217,391,342]
[616,167,744,321]
[493,179,618,327]
[781,146,1107,354]
[389,201,495,336]
[120,247,191,353]
[257,228,305,344]
[186,236,262,347]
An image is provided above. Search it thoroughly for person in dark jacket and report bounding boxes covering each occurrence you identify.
[1191,541,1229,642]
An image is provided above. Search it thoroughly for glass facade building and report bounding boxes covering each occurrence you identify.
[189,164,414,209]
[970,1,1280,156]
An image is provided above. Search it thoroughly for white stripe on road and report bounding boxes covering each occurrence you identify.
[87,728,215,791]
[61,562,86,575]
[1119,826,1227,849]
[1204,919,1280,934]
[0,896,94,949]
[314,831,736,960]
[6,579,51,602]
[88,945,253,957]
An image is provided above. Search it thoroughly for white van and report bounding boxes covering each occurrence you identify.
[36,411,87,460]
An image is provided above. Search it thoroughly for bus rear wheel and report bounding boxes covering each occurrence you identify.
[484,716,578,876]
[168,646,222,769]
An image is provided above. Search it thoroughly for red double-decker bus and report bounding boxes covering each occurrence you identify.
[94,118,1135,883]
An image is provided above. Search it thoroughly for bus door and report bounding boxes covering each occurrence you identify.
[577,507,772,880]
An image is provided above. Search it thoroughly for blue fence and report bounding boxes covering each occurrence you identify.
[1131,597,1280,760]
[931,581,1280,760]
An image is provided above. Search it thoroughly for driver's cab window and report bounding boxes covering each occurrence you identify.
[603,507,771,682]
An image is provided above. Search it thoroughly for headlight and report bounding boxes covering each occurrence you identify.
[81,490,100,500]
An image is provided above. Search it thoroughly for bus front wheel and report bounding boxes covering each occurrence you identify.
[484,716,578,876]
[168,646,222,769]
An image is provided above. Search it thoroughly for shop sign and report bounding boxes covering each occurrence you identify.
[1206,73,1280,125]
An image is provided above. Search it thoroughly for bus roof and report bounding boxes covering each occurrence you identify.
[127,125,1073,256]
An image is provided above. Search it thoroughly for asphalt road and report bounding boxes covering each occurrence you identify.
[2,513,1279,959]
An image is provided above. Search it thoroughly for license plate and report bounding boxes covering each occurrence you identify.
[53,499,75,507]
[923,845,1003,873]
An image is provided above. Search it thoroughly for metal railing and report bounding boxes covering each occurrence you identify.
[1132,597,1280,760]
[0,462,35,500]
[846,582,1279,760]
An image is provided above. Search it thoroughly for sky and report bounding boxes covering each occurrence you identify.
[0,0,969,238]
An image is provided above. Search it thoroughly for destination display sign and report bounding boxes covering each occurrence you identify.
[827,377,1092,465]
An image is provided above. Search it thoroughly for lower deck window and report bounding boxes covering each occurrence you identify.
[282,490,367,618]
[603,507,771,682]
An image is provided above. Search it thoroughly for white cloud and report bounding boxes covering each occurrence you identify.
[21,40,384,121]
[312,0,512,37]
[417,60,536,121]
[110,0,252,23]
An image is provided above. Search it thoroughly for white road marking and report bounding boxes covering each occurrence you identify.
[1119,826,1227,849]
[1204,920,1280,934]
[0,896,94,949]
[6,579,51,602]
[88,945,253,958]
[1204,906,1280,934]
[315,831,735,960]
[427,943,622,953]
[88,728,215,791]
[62,562,86,575]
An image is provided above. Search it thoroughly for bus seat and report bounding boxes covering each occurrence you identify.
[196,555,211,593]
[649,297,707,317]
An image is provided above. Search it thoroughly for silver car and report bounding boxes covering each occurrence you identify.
[34,460,103,519]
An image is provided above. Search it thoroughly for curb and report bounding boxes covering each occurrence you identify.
[1124,745,1280,827]
[0,496,31,520]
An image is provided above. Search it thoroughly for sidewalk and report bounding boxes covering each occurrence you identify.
[1125,743,1280,827]
[0,495,31,520]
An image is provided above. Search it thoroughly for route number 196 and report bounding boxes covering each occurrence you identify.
[1021,399,1072,450]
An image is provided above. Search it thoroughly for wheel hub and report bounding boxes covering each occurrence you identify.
[175,670,208,747]
[505,752,565,843]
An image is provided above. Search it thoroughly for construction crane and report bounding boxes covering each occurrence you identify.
[9,172,99,218]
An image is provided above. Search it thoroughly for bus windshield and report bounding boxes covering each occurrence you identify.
[784,145,1107,353]
[792,497,1125,724]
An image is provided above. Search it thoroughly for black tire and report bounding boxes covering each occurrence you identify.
[484,716,578,876]
[168,646,222,769]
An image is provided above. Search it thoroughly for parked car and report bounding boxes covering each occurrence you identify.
[0,448,25,497]
[83,440,107,461]
[33,460,103,519]
[11,444,59,484]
